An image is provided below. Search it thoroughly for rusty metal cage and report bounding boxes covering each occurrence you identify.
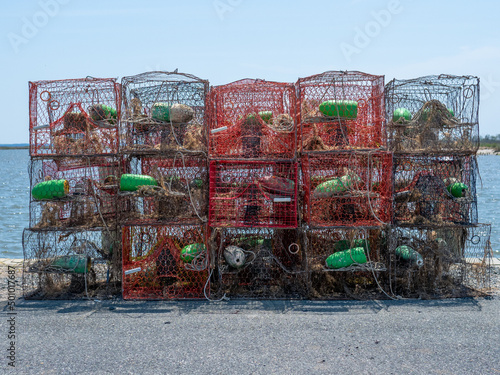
[388,224,492,298]
[208,79,296,159]
[120,71,208,155]
[304,226,389,299]
[297,71,385,151]
[209,160,298,228]
[29,157,119,230]
[209,227,307,299]
[22,227,121,299]
[385,75,479,154]
[301,151,392,228]
[393,154,478,226]
[118,154,208,225]
[122,224,209,299]
[29,78,120,157]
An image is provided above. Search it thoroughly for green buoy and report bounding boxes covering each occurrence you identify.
[395,245,423,268]
[119,174,157,192]
[180,243,206,263]
[89,104,118,124]
[313,173,362,198]
[151,103,171,122]
[334,239,370,253]
[319,100,358,119]
[32,179,69,200]
[325,247,367,269]
[48,255,92,274]
[446,182,468,198]
[393,108,411,123]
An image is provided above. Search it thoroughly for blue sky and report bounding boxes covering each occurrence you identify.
[1,0,499,143]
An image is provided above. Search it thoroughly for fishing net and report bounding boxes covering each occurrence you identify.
[301,151,392,227]
[393,154,478,226]
[208,79,296,159]
[385,75,479,154]
[118,154,208,225]
[388,224,492,298]
[120,71,208,155]
[209,160,298,228]
[304,227,390,299]
[29,156,119,230]
[22,228,120,299]
[297,71,385,151]
[29,77,120,157]
[122,224,209,299]
[209,227,307,299]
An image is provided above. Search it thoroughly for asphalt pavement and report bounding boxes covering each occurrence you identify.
[1,296,499,374]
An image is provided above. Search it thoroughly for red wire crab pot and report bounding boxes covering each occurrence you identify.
[29,156,119,230]
[118,154,208,226]
[301,151,392,228]
[209,227,307,299]
[393,154,478,226]
[208,79,296,159]
[208,160,298,228]
[385,75,479,154]
[120,71,209,155]
[296,71,385,152]
[29,77,120,157]
[122,224,209,300]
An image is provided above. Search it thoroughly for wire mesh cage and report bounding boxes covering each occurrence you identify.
[208,79,296,159]
[29,78,120,157]
[301,151,392,228]
[118,154,208,225]
[29,157,119,230]
[22,227,121,299]
[209,227,307,299]
[122,224,209,299]
[209,160,298,228]
[120,71,208,155]
[393,154,478,226]
[388,224,492,298]
[304,226,389,299]
[296,71,385,151]
[385,75,479,154]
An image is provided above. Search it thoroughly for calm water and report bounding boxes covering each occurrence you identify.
[0,150,499,258]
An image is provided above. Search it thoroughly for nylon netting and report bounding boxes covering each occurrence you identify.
[22,228,121,299]
[209,227,307,299]
[301,151,392,227]
[209,160,298,228]
[208,79,296,159]
[29,78,120,156]
[297,71,385,151]
[120,71,208,155]
[393,154,478,226]
[385,75,479,154]
[122,224,209,299]
[118,155,208,225]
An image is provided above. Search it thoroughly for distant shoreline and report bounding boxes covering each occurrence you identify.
[0,146,29,150]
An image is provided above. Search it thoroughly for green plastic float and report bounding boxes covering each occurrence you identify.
[89,104,118,124]
[395,245,424,267]
[32,179,69,200]
[393,108,411,123]
[119,174,157,192]
[151,103,171,122]
[313,173,362,198]
[334,239,370,253]
[180,243,206,263]
[319,100,358,119]
[446,182,468,198]
[48,254,92,274]
[325,247,367,269]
